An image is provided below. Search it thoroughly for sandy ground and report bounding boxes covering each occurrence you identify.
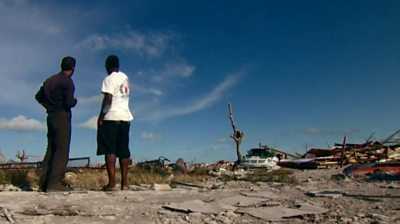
[0,168,399,224]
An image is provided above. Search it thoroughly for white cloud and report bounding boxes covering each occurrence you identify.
[0,115,45,131]
[152,62,196,82]
[218,138,229,144]
[77,31,174,58]
[0,1,78,108]
[170,74,240,114]
[0,1,62,36]
[78,116,98,130]
[78,95,103,106]
[139,74,241,121]
[0,77,37,107]
[141,132,163,143]
[303,128,321,135]
[134,86,163,97]
[187,74,240,112]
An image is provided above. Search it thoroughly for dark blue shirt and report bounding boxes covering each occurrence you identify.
[35,71,77,112]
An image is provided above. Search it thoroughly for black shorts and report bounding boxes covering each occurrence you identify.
[97,120,131,159]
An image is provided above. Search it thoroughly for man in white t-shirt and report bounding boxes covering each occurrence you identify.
[97,55,133,191]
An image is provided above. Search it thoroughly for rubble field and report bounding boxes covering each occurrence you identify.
[0,168,398,224]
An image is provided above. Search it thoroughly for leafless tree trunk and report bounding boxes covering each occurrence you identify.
[228,103,244,171]
[16,150,28,163]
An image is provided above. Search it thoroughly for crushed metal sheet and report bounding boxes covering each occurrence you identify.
[237,203,328,222]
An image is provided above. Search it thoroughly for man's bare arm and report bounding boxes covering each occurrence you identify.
[98,93,112,126]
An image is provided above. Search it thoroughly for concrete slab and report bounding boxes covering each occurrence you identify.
[241,191,283,199]
[219,195,267,207]
[237,203,329,221]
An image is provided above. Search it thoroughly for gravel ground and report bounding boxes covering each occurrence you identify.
[0,168,398,223]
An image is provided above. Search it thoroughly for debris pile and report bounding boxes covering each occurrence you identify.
[335,141,400,165]
[279,130,400,170]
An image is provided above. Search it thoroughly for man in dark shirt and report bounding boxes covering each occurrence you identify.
[35,56,77,192]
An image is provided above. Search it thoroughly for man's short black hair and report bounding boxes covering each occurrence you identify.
[61,56,76,71]
[105,55,119,69]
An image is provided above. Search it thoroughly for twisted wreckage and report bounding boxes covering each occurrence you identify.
[275,130,400,176]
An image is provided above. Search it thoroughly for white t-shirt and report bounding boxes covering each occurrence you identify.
[101,71,134,121]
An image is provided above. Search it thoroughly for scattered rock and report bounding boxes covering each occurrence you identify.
[369,213,390,222]
[63,172,77,187]
[152,183,172,191]
[0,184,21,192]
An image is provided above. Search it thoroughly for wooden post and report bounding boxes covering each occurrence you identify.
[340,136,346,167]
[386,146,390,161]
[228,103,244,171]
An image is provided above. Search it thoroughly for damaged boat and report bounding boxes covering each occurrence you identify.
[241,145,279,169]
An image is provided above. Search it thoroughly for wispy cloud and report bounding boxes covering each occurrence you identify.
[218,137,230,144]
[0,115,45,131]
[78,116,97,130]
[302,128,359,136]
[0,77,37,107]
[134,86,163,97]
[0,1,78,108]
[151,62,196,82]
[77,31,175,58]
[140,74,241,121]
[0,1,62,36]
[78,95,103,106]
[170,74,240,114]
[141,132,163,143]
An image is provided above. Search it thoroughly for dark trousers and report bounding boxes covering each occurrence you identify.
[41,111,71,190]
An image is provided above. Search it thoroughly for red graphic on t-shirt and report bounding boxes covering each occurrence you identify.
[119,80,130,95]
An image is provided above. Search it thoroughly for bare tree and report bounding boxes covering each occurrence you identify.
[16,150,28,163]
[228,103,244,171]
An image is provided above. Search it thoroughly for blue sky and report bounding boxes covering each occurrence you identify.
[0,0,399,164]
